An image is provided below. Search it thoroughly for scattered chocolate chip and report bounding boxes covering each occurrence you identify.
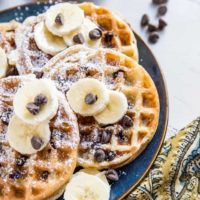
[158,5,167,16]
[16,156,27,167]
[105,169,119,182]
[41,171,49,180]
[148,24,158,32]
[113,70,125,79]
[152,0,168,5]
[104,32,114,43]
[34,94,48,106]
[120,115,133,129]
[91,129,101,143]
[55,13,64,25]
[148,32,159,44]
[9,170,23,180]
[0,108,12,125]
[89,28,102,40]
[141,14,149,27]
[73,33,85,44]
[94,149,106,162]
[26,103,40,115]
[101,129,112,144]
[106,151,116,161]
[158,18,168,30]
[33,71,44,79]
[6,67,19,77]
[31,136,44,150]
[85,93,98,105]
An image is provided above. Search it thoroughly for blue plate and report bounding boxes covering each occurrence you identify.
[0,3,168,200]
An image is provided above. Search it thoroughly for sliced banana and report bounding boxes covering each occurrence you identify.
[0,47,8,78]
[34,21,66,56]
[95,90,128,125]
[45,3,84,36]
[64,18,101,48]
[64,172,110,200]
[67,78,109,116]
[7,115,50,155]
[13,78,58,125]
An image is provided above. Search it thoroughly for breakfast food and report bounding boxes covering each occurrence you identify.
[43,45,160,169]
[0,75,79,199]
[14,2,138,75]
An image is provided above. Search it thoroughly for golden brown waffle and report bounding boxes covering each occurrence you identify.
[43,45,160,169]
[0,75,79,199]
[15,2,138,75]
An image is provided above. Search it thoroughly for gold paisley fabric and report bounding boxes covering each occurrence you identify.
[125,118,200,200]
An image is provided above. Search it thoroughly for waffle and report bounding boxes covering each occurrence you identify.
[0,75,79,199]
[15,2,138,75]
[42,45,160,169]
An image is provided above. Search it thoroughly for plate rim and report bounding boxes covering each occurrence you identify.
[0,3,169,200]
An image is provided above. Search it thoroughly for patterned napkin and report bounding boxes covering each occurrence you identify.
[125,118,200,200]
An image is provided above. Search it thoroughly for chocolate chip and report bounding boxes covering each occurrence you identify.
[55,13,64,25]
[158,19,167,30]
[33,71,44,79]
[148,24,157,32]
[41,171,49,180]
[0,108,12,125]
[94,149,106,162]
[6,67,19,77]
[104,32,114,43]
[106,151,116,161]
[91,129,101,143]
[85,93,98,105]
[113,70,125,79]
[101,128,112,144]
[26,103,40,115]
[117,129,128,143]
[141,14,149,27]
[16,156,27,167]
[89,28,102,40]
[34,94,48,106]
[120,115,133,129]
[73,33,85,44]
[31,136,44,150]
[152,0,168,5]
[9,170,23,180]
[158,5,167,16]
[148,32,159,44]
[105,169,119,182]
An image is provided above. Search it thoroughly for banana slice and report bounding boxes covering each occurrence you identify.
[64,172,110,200]
[0,47,8,78]
[64,18,102,48]
[95,90,128,125]
[7,115,50,155]
[67,78,109,116]
[45,3,84,36]
[34,21,66,56]
[13,78,58,125]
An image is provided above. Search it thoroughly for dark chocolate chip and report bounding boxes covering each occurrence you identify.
[26,103,40,115]
[9,170,23,180]
[148,24,158,32]
[158,5,167,16]
[152,0,168,5]
[158,19,167,30]
[105,169,119,182]
[31,136,44,150]
[104,32,114,43]
[89,28,102,40]
[33,71,44,79]
[148,32,159,44]
[120,115,133,129]
[0,108,12,125]
[91,129,101,143]
[55,13,64,25]
[94,149,106,162]
[34,94,48,106]
[101,128,112,144]
[113,70,125,79]
[41,171,49,180]
[85,93,98,105]
[6,67,19,77]
[73,33,85,44]
[16,156,27,167]
[141,14,149,27]
[106,151,116,161]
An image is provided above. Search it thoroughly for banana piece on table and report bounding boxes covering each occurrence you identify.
[34,21,66,56]
[67,78,109,116]
[64,172,110,200]
[45,3,84,37]
[7,115,50,155]
[95,90,128,124]
[13,78,58,125]
[0,47,8,78]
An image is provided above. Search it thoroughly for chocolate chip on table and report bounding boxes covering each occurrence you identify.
[152,0,168,5]
[148,32,159,44]
[34,94,48,106]
[55,13,64,25]
[73,33,85,44]
[104,32,114,43]
[148,24,157,33]
[41,171,49,180]
[105,169,119,182]
[85,93,98,105]
[141,14,149,27]
[158,5,167,16]
[158,18,168,30]
[94,149,106,162]
[16,156,27,167]
[31,136,44,150]
[33,71,44,79]
[89,28,102,40]
[120,115,133,129]
[26,103,40,115]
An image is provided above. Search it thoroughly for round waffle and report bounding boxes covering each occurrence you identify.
[15,2,138,75]
[0,75,79,199]
[43,45,160,169]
